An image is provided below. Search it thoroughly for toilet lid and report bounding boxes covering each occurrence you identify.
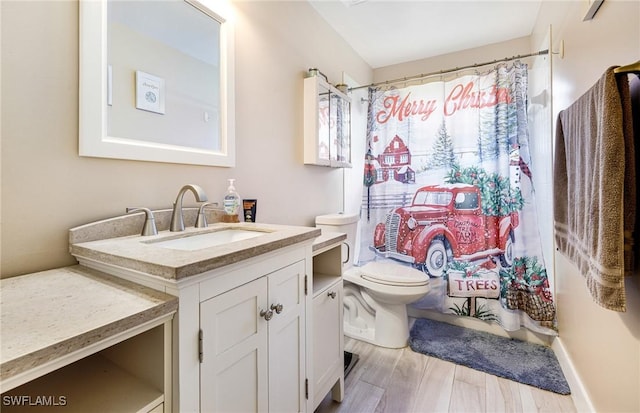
[359,261,430,287]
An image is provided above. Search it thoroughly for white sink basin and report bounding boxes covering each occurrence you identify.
[148,229,266,251]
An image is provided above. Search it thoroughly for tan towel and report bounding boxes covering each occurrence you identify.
[554,67,636,312]
[626,74,639,273]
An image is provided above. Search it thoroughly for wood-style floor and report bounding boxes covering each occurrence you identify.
[315,336,577,413]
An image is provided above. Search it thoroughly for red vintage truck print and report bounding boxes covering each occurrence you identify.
[372,183,519,277]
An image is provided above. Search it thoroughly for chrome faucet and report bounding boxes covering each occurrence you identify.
[170,184,208,232]
[195,202,220,228]
[126,207,158,236]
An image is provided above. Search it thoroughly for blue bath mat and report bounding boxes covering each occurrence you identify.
[409,318,571,395]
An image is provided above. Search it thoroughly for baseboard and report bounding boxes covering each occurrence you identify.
[551,337,595,412]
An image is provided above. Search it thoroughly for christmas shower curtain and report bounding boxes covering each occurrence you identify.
[357,61,556,334]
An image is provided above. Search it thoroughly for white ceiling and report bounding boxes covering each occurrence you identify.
[308,0,543,68]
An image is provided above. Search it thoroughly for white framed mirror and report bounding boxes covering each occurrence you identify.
[79,0,235,167]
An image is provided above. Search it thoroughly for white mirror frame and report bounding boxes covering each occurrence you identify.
[79,0,235,167]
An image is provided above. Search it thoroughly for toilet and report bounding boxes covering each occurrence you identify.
[315,213,430,349]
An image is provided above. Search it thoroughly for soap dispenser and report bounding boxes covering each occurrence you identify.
[222,178,241,223]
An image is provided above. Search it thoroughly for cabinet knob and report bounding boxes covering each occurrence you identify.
[270,303,284,314]
[327,291,337,299]
[260,309,274,321]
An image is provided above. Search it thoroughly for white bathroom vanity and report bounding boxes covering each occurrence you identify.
[15,209,347,412]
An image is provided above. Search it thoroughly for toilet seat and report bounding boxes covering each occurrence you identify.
[359,261,429,287]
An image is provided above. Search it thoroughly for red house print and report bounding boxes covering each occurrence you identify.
[376,135,414,184]
[378,135,411,169]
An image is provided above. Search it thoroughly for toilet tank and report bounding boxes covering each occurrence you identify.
[315,213,359,269]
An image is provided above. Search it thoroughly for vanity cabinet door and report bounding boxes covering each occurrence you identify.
[267,260,307,412]
[199,260,306,413]
[200,277,269,413]
[312,279,344,409]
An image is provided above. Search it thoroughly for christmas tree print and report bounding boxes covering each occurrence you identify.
[430,120,457,169]
[445,165,524,216]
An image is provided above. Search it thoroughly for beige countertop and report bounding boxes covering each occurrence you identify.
[0,265,177,385]
[312,231,346,253]
[70,222,321,280]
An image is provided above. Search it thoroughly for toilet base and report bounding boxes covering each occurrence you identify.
[344,322,409,349]
[374,302,410,348]
[343,291,410,349]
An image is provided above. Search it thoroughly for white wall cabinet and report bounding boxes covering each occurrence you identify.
[311,236,345,409]
[304,75,352,168]
[200,261,306,412]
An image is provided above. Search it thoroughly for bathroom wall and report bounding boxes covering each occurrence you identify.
[373,36,532,84]
[0,0,372,278]
[534,1,640,412]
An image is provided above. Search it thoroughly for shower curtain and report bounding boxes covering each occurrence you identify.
[357,61,556,335]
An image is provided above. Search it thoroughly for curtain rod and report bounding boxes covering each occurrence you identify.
[349,49,549,92]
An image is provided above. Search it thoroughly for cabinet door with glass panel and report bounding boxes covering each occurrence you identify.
[304,75,351,168]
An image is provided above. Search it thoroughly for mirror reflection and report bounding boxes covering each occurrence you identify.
[107,0,221,151]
